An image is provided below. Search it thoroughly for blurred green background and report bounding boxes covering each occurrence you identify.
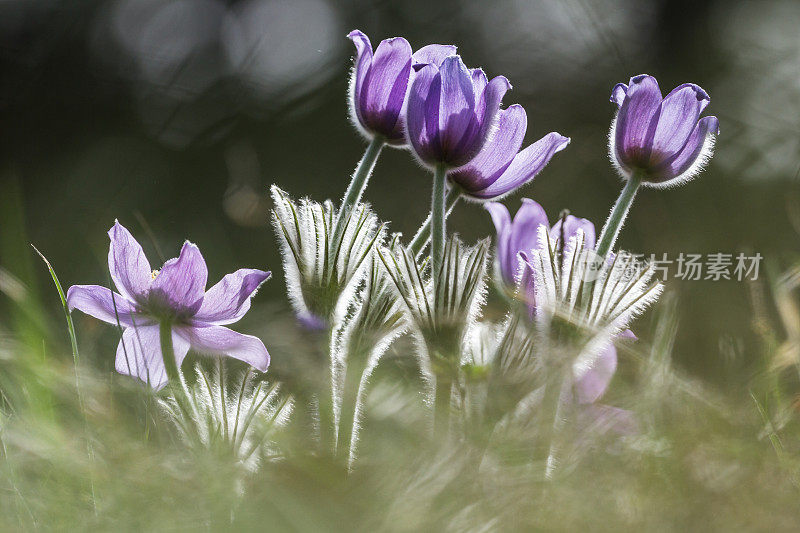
[1,0,797,392]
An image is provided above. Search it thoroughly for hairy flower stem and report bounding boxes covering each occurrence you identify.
[595,173,642,259]
[316,331,336,455]
[543,372,572,480]
[408,186,462,257]
[332,136,384,247]
[159,322,192,417]
[433,372,453,441]
[430,164,448,291]
[336,353,368,469]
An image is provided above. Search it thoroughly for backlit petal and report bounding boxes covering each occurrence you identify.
[107,221,152,302]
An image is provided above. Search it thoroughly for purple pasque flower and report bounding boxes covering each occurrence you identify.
[406,55,511,168]
[610,74,720,187]
[550,213,596,251]
[448,104,570,200]
[485,198,595,288]
[486,198,549,288]
[348,30,456,146]
[66,221,271,390]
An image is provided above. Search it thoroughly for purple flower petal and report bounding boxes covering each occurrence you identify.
[574,342,617,404]
[610,83,627,108]
[412,44,456,69]
[485,202,512,282]
[347,30,373,129]
[438,55,477,163]
[115,325,190,390]
[474,75,511,147]
[67,285,146,328]
[614,74,662,167]
[470,68,488,100]
[406,63,441,164]
[507,199,549,284]
[150,242,208,313]
[518,251,537,315]
[649,83,710,165]
[358,36,412,141]
[176,325,270,372]
[469,132,569,200]
[193,269,271,325]
[107,221,152,302]
[550,215,597,250]
[654,115,719,185]
[449,104,527,194]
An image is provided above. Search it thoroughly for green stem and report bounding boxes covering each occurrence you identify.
[32,246,96,515]
[409,186,461,257]
[336,352,368,468]
[160,322,179,383]
[159,322,193,418]
[543,372,572,480]
[430,164,448,290]
[332,136,385,246]
[433,372,452,441]
[315,329,336,455]
[595,174,642,259]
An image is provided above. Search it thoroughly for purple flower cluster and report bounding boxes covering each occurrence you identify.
[348,29,569,201]
[60,28,716,458]
[485,199,636,431]
[67,222,270,390]
[348,30,455,145]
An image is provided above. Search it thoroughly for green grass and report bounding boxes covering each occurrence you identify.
[0,283,799,531]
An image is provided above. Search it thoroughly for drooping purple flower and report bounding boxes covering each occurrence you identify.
[574,329,635,404]
[406,55,511,168]
[67,221,271,390]
[348,30,456,145]
[573,329,638,435]
[448,105,570,200]
[610,74,720,187]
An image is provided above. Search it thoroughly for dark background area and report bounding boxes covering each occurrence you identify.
[1,0,798,390]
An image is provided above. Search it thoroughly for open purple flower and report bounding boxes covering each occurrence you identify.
[610,74,720,187]
[448,105,570,201]
[67,221,271,390]
[348,30,456,146]
[406,55,511,168]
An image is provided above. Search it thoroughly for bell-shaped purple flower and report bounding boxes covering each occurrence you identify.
[67,221,271,390]
[406,55,511,168]
[574,329,635,404]
[550,214,596,251]
[610,74,720,187]
[448,104,570,200]
[573,329,638,435]
[485,198,549,287]
[486,199,596,288]
[348,30,456,146]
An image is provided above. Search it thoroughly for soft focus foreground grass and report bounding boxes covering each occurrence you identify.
[0,295,799,532]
